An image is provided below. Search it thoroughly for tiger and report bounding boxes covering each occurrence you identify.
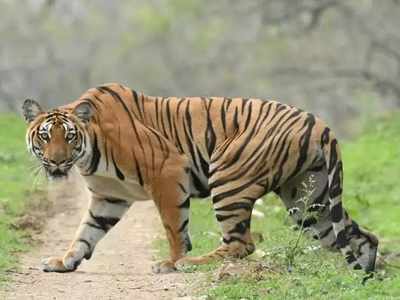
[22,82,378,274]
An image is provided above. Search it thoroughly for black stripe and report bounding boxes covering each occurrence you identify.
[87,132,101,175]
[220,100,227,138]
[291,187,297,199]
[212,168,269,204]
[94,95,104,104]
[319,225,333,239]
[155,97,161,129]
[298,217,317,228]
[178,183,187,194]
[78,238,91,250]
[241,98,248,114]
[166,100,174,139]
[228,219,250,235]
[178,196,190,209]
[243,100,252,129]
[179,219,189,233]
[350,220,361,237]
[104,197,129,207]
[131,89,143,120]
[275,103,286,113]
[329,139,338,174]
[159,98,169,138]
[89,210,120,232]
[215,202,252,212]
[184,135,199,171]
[345,252,358,264]
[356,240,369,254]
[111,151,125,180]
[329,161,343,198]
[216,214,239,222]
[233,107,239,129]
[320,127,330,147]
[288,114,316,180]
[133,154,144,185]
[197,147,210,178]
[173,119,185,153]
[330,202,343,223]
[84,222,105,231]
[205,99,217,157]
[335,229,348,249]
[103,137,109,170]
[190,171,210,198]
[308,163,325,172]
[184,235,192,252]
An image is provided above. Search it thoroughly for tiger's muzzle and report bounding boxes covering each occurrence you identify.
[43,159,74,180]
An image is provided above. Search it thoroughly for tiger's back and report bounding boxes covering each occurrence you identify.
[82,86,325,197]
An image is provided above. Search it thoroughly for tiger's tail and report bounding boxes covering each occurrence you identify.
[321,127,378,273]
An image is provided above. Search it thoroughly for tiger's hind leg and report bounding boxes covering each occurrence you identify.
[277,151,378,272]
[175,176,265,269]
[322,130,378,272]
[277,163,339,250]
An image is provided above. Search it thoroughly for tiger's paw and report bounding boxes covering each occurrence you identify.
[175,256,206,271]
[151,260,177,274]
[41,255,79,273]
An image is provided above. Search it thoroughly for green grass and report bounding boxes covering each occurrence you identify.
[0,115,39,280]
[156,112,400,299]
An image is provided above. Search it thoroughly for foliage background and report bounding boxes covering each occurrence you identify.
[1,0,400,135]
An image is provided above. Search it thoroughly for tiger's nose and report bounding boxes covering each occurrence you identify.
[49,159,66,166]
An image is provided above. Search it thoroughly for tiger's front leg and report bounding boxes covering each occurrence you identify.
[41,193,131,272]
[150,168,192,274]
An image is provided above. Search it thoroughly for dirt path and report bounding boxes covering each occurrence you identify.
[2,174,190,300]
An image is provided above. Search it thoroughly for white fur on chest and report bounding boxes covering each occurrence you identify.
[77,150,151,202]
[82,171,150,202]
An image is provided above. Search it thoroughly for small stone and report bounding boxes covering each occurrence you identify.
[197,296,213,300]
[255,198,264,206]
[250,249,266,259]
[204,231,219,237]
[253,209,265,218]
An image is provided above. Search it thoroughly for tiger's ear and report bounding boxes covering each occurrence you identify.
[73,102,93,123]
[22,99,43,123]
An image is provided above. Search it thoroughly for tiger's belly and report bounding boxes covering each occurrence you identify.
[83,175,151,202]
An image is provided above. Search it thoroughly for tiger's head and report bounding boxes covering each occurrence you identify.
[22,99,93,180]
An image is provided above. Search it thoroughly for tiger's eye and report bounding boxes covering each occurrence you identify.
[40,132,49,140]
[66,132,75,140]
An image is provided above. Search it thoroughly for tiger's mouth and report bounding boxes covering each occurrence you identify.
[46,168,69,180]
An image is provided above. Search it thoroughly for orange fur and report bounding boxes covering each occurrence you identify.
[23,83,378,273]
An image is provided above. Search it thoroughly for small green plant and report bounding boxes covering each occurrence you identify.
[284,174,322,272]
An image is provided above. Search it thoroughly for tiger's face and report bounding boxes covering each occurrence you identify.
[22,99,93,180]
